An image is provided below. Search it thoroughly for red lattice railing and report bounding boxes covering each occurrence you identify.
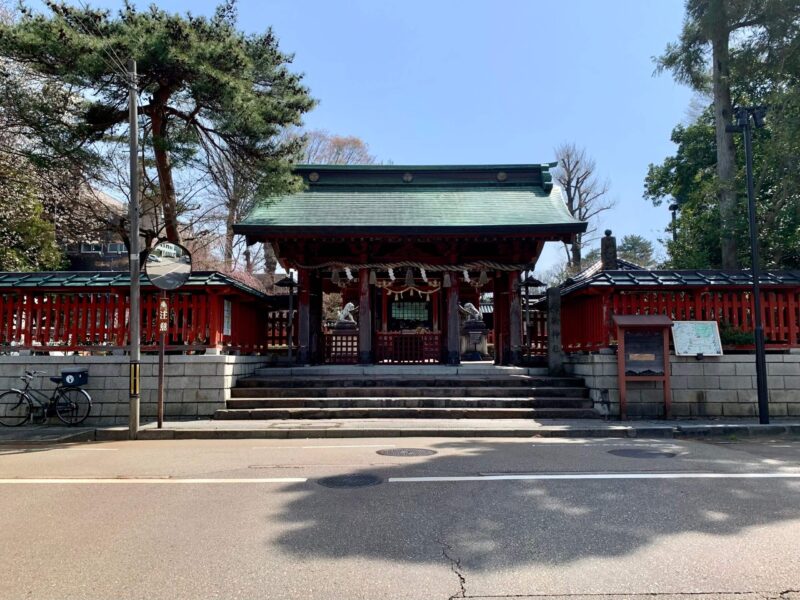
[375,332,440,364]
[323,331,359,364]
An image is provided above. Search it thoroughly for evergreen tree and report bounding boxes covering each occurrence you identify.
[0,1,315,244]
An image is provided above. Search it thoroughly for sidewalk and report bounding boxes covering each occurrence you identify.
[0,426,97,444]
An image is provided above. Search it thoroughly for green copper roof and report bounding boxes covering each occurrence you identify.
[235,164,586,235]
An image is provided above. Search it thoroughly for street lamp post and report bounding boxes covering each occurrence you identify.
[669,203,679,243]
[727,106,769,424]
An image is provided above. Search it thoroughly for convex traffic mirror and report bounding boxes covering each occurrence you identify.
[144,242,192,290]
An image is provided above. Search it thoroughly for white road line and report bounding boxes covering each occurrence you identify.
[251,444,397,450]
[388,472,800,483]
[0,477,307,484]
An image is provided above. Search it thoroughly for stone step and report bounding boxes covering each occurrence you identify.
[230,386,589,399]
[235,376,586,389]
[226,397,594,410]
[213,407,601,420]
[253,365,550,378]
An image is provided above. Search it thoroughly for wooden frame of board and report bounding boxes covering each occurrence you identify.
[614,314,673,420]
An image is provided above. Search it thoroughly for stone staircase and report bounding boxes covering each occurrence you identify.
[214,365,600,420]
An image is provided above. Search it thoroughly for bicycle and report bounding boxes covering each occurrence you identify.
[0,370,92,427]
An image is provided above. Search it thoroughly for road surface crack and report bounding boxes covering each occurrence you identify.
[436,537,466,599]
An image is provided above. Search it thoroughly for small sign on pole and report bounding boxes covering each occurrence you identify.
[158,298,169,334]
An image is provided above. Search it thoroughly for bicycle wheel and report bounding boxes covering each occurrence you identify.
[55,387,92,426]
[0,391,31,427]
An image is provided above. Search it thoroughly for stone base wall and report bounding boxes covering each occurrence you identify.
[0,355,266,425]
[565,352,800,418]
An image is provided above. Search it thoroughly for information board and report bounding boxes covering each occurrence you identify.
[622,329,665,375]
[672,321,723,356]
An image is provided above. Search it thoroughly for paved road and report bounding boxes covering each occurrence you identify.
[1,436,799,600]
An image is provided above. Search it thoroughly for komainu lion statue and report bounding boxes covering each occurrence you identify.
[337,302,357,323]
[459,302,482,322]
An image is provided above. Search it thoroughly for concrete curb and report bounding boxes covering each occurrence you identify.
[3,422,799,443]
[89,423,800,441]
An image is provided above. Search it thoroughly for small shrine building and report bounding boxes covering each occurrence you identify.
[235,164,586,365]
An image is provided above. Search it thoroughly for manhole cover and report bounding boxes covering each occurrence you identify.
[608,449,677,459]
[376,448,437,457]
[317,474,382,488]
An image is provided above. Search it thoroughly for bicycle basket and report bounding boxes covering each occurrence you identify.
[61,369,88,387]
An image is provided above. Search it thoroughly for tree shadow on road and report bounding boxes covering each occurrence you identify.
[271,439,800,572]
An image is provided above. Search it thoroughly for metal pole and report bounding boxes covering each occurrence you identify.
[742,113,770,424]
[127,59,140,439]
[157,290,166,429]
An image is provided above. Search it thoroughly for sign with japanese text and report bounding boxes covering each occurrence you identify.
[158,298,169,334]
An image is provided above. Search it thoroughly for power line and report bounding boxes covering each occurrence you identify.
[68,1,129,80]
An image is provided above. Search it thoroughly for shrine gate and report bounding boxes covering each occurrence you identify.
[235,164,586,365]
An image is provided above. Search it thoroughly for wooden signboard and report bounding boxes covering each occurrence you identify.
[614,314,673,420]
[672,321,723,357]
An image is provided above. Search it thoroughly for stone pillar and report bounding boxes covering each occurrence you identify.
[601,230,618,270]
[297,268,311,364]
[358,268,372,364]
[446,273,460,365]
[508,272,522,365]
[547,286,564,375]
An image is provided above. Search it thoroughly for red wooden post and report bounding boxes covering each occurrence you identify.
[788,291,798,347]
[117,293,128,347]
[432,289,439,333]
[34,294,43,343]
[87,294,96,345]
[508,271,522,365]
[297,268,311,364]
[381,287,388,333]
[446,272,460,365]
[208,294,222,352]
[777,292,786,344]
[22,293,32,347]
[358,268,372,364]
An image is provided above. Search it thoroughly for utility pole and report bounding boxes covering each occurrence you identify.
[128,59,141,439]
[727,106,769,424]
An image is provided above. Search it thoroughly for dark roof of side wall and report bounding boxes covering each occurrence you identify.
[560,269,800,296]
[235,164,587,236]
[0,271,267,299]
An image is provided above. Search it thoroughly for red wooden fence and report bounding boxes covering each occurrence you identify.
[562,288,800,351]
[0,289,289,354]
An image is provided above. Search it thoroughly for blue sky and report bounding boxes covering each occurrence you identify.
[38,0,694,272]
